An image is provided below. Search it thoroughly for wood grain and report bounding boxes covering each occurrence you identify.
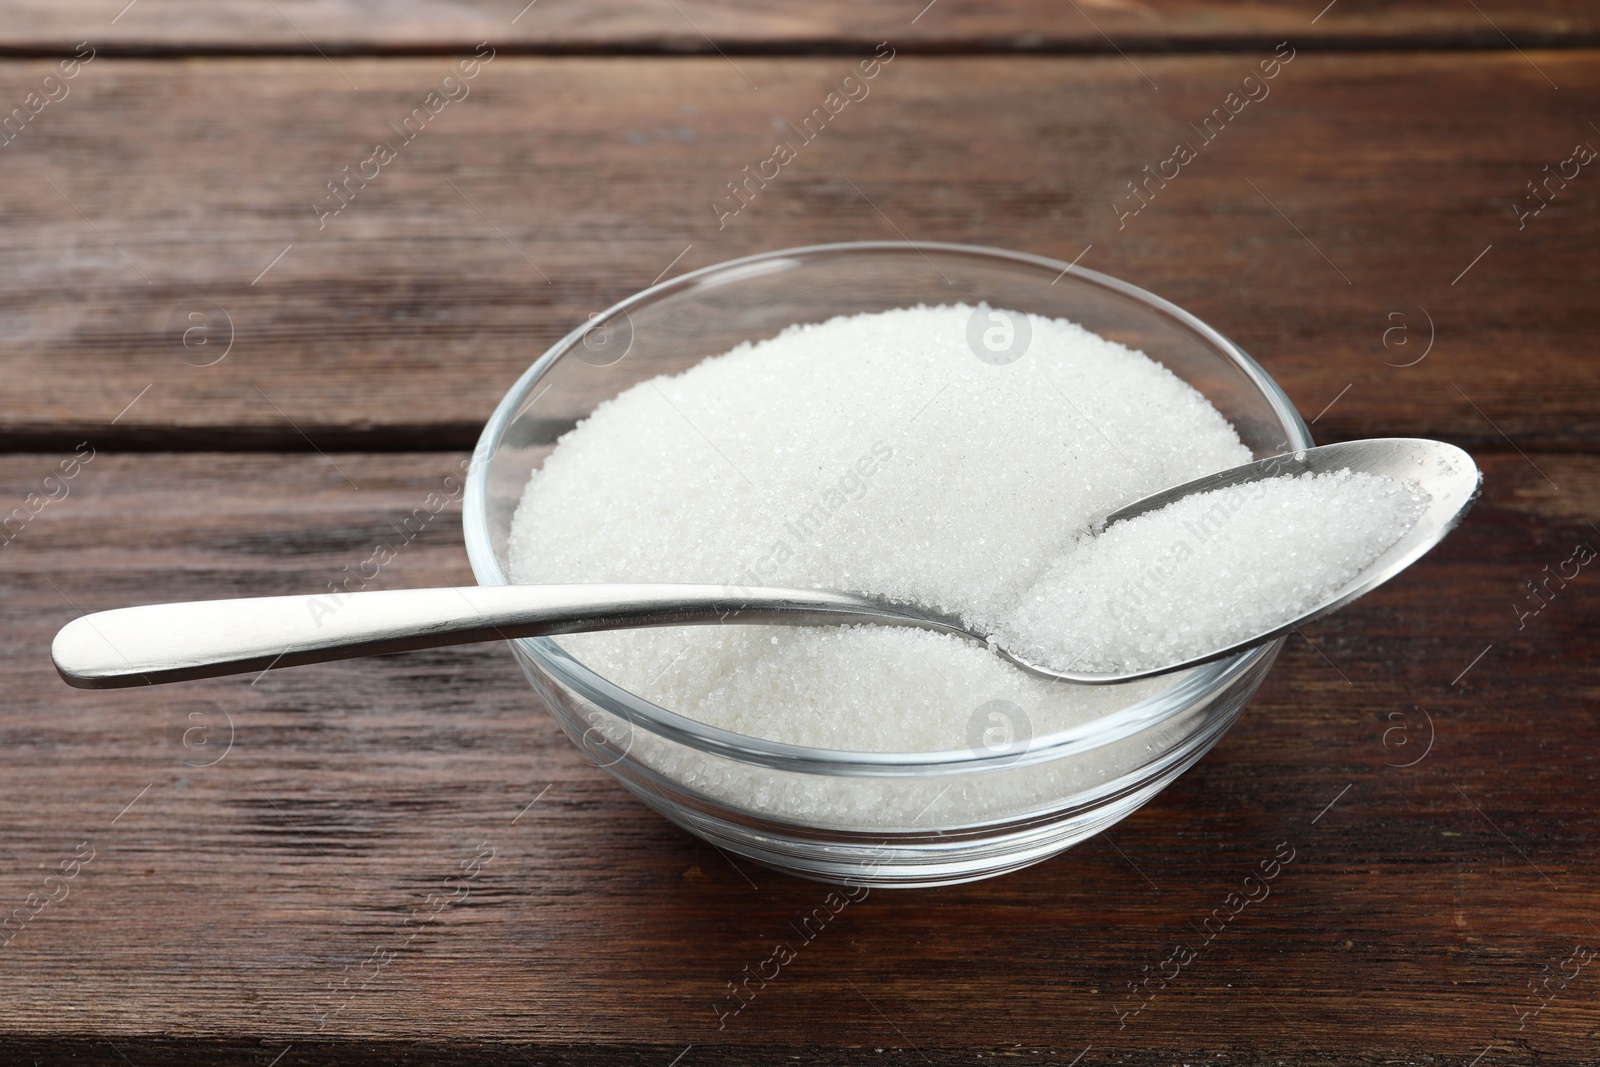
[2,8,1597,1061]
[0,51,1596,453]
[6,1,1600,54]
[0,449,1594,1061]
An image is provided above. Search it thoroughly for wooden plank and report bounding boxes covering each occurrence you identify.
[0,449,1595,1061]
[0,52,1595,453]
[6,1,1600,54]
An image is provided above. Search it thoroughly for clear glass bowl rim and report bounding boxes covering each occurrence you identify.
[462,240,1313,778]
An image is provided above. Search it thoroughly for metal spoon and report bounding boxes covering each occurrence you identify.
[52,437,1479,690]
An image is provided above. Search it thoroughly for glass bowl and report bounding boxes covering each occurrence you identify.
[463,242,1311,888]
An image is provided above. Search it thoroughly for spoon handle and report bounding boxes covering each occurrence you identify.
[52,584,964,690]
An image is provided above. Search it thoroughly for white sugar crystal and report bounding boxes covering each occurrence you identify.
[508,304,1249,750]
[998,470,1429,674]
[505,304,1423,827]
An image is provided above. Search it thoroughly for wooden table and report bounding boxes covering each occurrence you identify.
[2,3,1597,1063]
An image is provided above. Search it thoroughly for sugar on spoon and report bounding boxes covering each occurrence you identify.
[52,438,1479,690]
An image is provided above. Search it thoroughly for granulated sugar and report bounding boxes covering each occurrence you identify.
[999,470,1429,674]
[508,304,1252,755]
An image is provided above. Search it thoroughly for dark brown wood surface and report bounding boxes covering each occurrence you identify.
[7,1,1600,54]
[1,5,1597,1065]
[2,50,1598,452]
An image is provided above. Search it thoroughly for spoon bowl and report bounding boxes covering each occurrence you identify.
[994,436,1480,682]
